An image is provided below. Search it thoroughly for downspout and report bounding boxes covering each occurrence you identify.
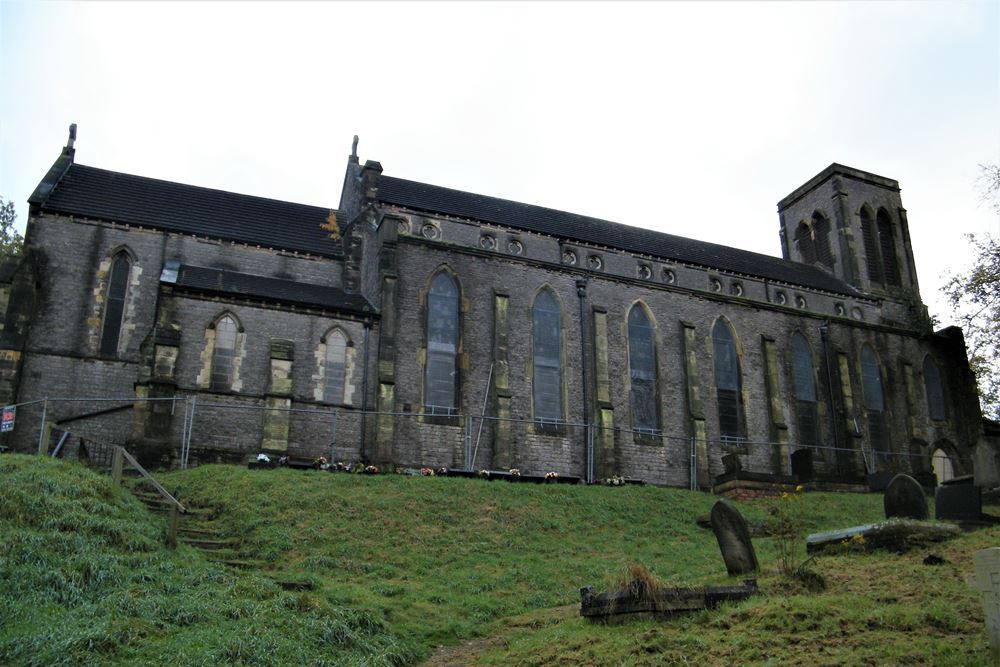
[819,321,841,457]
[359,320,371,463]
[576,278,592,482]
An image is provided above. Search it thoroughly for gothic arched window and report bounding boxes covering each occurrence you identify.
[795,221,816,264]
[812,211,834,268]
[532,288,563,422]
[876,208,901,286]
[860,206,883,285]
[211,315,239,392]
[425,271,460,415]
[628,304,659,434]
[923,356,946,421]
[324,329,349,404]
[861,344,888,456]
[712,320,744,443]
[99,252,132,357]
[791,332,819,447]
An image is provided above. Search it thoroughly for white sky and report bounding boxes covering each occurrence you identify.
[1,1,998,325]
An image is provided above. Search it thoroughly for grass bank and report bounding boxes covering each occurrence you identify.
[3,455,994,665]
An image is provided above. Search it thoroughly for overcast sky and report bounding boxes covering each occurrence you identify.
[1,1,997,324]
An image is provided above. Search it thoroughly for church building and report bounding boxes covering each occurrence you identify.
[0,126,986,488]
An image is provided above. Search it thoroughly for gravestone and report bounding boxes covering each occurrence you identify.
[935,483,982,521]
[710,500,759,575]
[884,473,928,520]
[974,548,1000,660]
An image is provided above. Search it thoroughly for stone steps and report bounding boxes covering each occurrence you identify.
[127,483,258,570]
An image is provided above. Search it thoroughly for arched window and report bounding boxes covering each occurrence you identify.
[532,288,562,422]
[791,332,819,447]
[860,207,883,285]
[425,272,460,415]
[860,344,888,456]
[99,252,132,357]
[324,329,348,404]
[211,315,239,392]
[712,320,744,443]
[795,221,816,264]
[628,304,658,434]
[923,356,946,421]
[876,208,901,286]
[812,211,834,268]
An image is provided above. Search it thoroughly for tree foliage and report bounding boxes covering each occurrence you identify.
[0,198,23,260]
[943,164,1000,419]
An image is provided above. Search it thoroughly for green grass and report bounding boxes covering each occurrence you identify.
[0,455,414,666]
[3,455,995,665]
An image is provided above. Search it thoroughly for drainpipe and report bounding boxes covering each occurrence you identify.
[359,320,371,463]
[819,321,841,458]
[576,278,592,482]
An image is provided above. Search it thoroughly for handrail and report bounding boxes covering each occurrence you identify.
[111,446,186,513]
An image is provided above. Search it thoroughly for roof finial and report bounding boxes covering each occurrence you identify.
[352,135,359,159]
[63,123,78,161]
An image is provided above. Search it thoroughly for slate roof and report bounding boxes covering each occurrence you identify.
[35,164,343,258]
[163,263,374,315]
[378,176,861,297]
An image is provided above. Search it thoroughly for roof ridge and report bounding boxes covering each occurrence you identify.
[378,174,859,297]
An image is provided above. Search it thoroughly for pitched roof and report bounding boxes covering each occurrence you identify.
[35,164,343,258]
[162,262,375,315]
[377,176,861,297]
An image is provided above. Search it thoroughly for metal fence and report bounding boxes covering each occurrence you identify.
[0,394,974,486]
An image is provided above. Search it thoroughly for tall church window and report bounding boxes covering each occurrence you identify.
[712,319,744,443]
[791,332,819,447]
[794,222,816,264]
[99,252,131,357]
[532,288,563,422]
[923,356,946,421]
[211,315,238,392]
[628,304,659,434]
[876,208,901,286]
[860,207,883,285]
[324,329,348,404]
[425,271,460,415]
[860,344,888,456]
[812,211,834,268]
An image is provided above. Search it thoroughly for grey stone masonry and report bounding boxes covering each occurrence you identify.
[5,135,983,486]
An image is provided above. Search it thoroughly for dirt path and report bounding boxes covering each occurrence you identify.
[422,605,577,666]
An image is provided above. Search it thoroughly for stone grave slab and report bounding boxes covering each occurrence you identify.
[935,483,982,521]
[806,519,960,554]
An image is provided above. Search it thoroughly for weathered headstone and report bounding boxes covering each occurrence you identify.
[884,473,928,520]
[935,483,982,521]
[974,548,1000,660]
[710,500,759,575]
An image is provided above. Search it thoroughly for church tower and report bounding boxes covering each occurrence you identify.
[777,164,923,306]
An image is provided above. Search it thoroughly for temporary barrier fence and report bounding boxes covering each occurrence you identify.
[3,395,973,484]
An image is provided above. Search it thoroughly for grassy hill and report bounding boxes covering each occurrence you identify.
[2,454,995,665]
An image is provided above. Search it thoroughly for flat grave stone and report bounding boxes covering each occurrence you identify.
[806,519,960,554]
